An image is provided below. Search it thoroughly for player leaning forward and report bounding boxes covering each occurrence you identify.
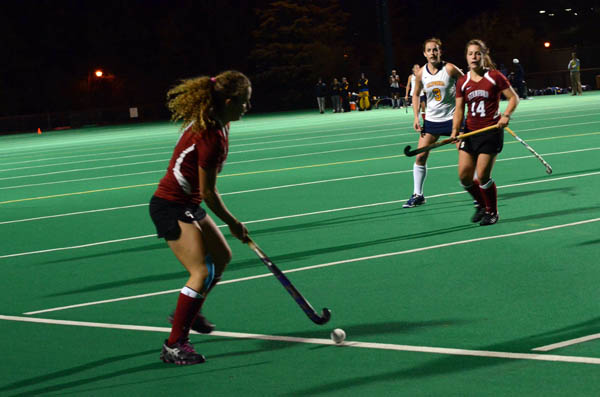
[452,40,519,226]
[149,71,251,364]
[403,38,464,208]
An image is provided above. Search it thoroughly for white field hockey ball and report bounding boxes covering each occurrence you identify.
[330,328,346,344]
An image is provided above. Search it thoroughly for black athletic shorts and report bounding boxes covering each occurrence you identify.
[149,195,207,241]
[459,126,504,155]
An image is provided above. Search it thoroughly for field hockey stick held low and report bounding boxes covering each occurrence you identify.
[247,238,332,325]
[505,127,553,174]
[403,124,500,157]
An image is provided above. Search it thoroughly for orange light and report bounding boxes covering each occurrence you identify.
[544,42,551,48]
[95,70,104,77]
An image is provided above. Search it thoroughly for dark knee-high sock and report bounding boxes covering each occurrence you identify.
[480,179,497,213]
[168,286,203,345]
[463,180,485,207]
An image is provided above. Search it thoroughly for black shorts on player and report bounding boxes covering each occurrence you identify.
[149,195,207,241]
[458,127,504,154]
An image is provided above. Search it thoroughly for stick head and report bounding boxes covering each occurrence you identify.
[313,308,332,325]
[403,145,413,156]
[545,165,553,174]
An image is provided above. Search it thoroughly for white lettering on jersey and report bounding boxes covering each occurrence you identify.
[467,90,490,101]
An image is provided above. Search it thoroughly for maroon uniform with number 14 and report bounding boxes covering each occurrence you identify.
[456,70,510,154]
[457,70,510,129]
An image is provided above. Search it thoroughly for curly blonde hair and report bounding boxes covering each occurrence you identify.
[167,70,251,132]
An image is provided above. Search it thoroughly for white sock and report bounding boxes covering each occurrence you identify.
[413,164,427,195]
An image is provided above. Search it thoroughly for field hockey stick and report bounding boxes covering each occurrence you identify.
[403,124,500,157]
[505,127,553,174]
[247,238,331,325]
[183,212,331,325]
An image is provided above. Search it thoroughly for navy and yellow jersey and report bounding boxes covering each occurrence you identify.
[357,78,369,92]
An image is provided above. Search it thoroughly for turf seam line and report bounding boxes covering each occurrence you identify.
[532,333,600,352]
[2,145,599,194]
[3,170,600,256]
[21,217,600,315]
[1,103,596,161]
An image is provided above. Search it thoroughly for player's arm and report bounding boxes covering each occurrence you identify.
[446,62,464,79]
[498,86,519,128]
[412,70,424,131]
[199,166,247,241]
[451,96,465,141]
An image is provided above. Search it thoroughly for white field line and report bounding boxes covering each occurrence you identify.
[0,100,597,160]
[0,159,167,181]
[2,121,405,166]
[532,334,600,352]
[0,235,156,259]
[2,169,600,258]
[0,170,163,191]
[2,122,599,187]
[21,217,600,315]
[0,145,173,167]
[0,127,405,173]
[2,138,599,193]
[0,132,407,182]
[1,111,598,174]
[1,315,600,365]
[1,146,599,225]
[0,107,594,168]
[0,150,171,173]
[0,140,413,190]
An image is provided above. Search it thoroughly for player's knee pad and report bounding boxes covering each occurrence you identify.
[203,254,215,291]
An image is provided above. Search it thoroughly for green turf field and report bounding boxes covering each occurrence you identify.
[1,92,600,395]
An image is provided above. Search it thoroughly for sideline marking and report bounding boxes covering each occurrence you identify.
[1,315,599,365]
[1,144,599,198]
[2,131,600,205]
[0,235,156,259]
[3,170,600,257]
[22,217,600,315]
[533,334,600,352]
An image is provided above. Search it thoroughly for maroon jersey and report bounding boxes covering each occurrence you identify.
[456,70,510,131]
[154,122,229,204]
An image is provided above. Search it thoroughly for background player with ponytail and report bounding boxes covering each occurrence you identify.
[452,39,519,226]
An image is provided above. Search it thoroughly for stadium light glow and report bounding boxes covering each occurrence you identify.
[539,10,546,13]
[544,42,551,48]
[95,70,104,77]
[565,8,572,11]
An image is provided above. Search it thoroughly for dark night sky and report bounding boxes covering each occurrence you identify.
[1,0,598,116]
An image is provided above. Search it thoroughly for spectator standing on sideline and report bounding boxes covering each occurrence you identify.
[511,59,527,99]
[357,73,370,110]
[315,78,327,113]
[568,52,583,95]
[341,77,350,112]
[331,78,342,112]
[389,69,401,108]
